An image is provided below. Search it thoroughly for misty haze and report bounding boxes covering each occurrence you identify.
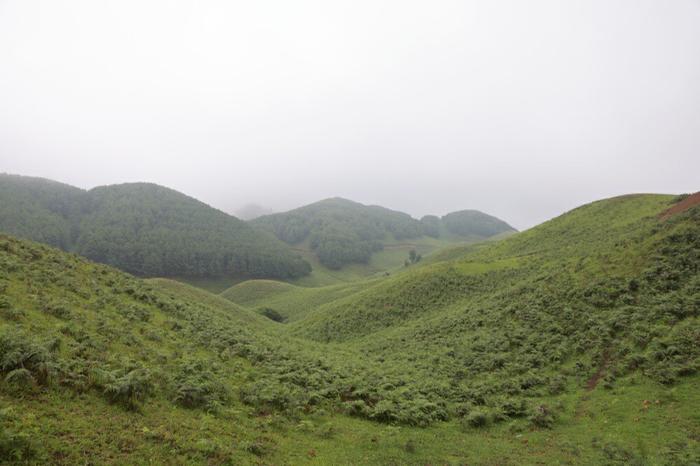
[0,1,698,465]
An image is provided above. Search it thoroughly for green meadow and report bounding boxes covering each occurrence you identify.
[1,193,699,464]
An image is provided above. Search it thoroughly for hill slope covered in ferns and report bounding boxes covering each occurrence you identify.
[0,192,698,464]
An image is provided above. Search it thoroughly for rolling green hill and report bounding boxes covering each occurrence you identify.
[0,174,85,249]
[1,192,698,464]
[221,279,375,322]
[251,197,516,272]
[0,174,310,280]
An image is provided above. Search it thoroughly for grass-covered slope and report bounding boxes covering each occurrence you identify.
[221,279,374,322]
[0,234,360,463]
[279,194,700,438]
[293,194,688,340]
[0,174,310,280]
[1,192,699,465]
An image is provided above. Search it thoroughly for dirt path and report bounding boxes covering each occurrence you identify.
[575,351,610,419]
[585,350,610,391]
[659,192,700,221]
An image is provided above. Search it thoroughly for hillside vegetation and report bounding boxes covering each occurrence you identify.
[252,197,515,270]
[0,174,310,280]
[221,279,375,322]
[1,192,698,464]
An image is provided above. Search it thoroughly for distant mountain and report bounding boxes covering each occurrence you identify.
[443,209,515,237]
[234,203,275,220]
[252,197,515,269]
[252,197,426,269]
[0,174,310,279]
[0,174,85,249]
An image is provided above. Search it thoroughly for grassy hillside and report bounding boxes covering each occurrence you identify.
[1,192,698,464]
[285,234,474,287]
[236,193,699,462]
[252,197,515,271]
[0,174,310,280]
[221,279,374,322]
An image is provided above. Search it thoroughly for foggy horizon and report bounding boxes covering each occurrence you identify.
[0,169,693,231]
[2,0,699,230]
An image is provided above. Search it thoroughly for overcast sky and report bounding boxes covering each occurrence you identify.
[1,1,699,229]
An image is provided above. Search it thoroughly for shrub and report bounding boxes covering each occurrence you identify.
[172,359,228,411]
[548,375,567,395]
[529,404,555,429]
[117,305,151,322]
[0,408,37,462]
[240,380,305,414]
[599,441,643,464]
[258,307,285,323]
[671,193,690,203]
[4,368,35,390]
[55,358,93,392]
[42,301,72,319]
[0,307,25,321]
[0,329,53,385]
[241,438,271,457]
[498,398,528,418]
[463,410,489,429]
[101,367,154,410]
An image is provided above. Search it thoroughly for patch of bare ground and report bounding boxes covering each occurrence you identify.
[659,192,700,221]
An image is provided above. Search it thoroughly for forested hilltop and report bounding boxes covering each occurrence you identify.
[0,174,310,279]
[252,197,515,269]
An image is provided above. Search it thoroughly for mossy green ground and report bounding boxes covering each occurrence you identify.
[1,193,698,464]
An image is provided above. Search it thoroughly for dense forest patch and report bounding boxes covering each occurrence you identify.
[0,174,310,280]
[253,197,515,269]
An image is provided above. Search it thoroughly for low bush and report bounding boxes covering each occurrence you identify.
[42,300,72,319]
[100,367,154,410]
[529,404,555,429]
[463,410,489,429]
[0,408,37,462]
[241,438,272,457]
[172,359,228,412]
[0,329,53,385]
[497,397,528,418]
[258,307,285,323]
[4,368,35,391]
[0,307,25,321]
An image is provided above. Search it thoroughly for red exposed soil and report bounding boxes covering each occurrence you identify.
[586,367,605,391]
[586,350,610,391]
[659,192,700,221]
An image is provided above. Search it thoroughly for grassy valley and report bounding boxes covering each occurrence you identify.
[3,1,697,463]
[1,192,698,464]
